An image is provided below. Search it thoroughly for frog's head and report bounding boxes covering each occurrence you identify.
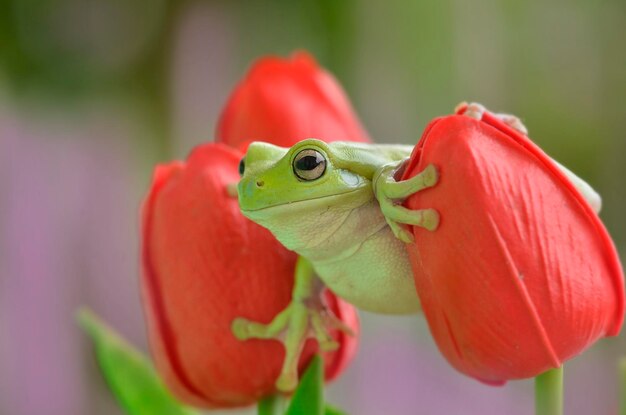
[237,139,373,251]
[238,138,370,214]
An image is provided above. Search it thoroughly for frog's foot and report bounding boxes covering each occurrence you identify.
[231,259,352,392]
[456,101,528,135]
[232,303,349,391]
[226,183,238,198]
[373,162,440,243]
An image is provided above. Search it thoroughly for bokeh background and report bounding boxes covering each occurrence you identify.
[1,1,625,414]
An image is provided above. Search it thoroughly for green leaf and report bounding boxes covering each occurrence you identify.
[286,355,324,415]
[77,308,199,415]
[258,395,285,415]
[324,403,349,415]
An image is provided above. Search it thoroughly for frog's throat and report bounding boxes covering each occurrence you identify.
[240,187,376,259]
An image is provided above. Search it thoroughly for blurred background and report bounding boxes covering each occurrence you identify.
[1,0,625,414]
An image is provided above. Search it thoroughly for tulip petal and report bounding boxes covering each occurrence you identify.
[216,52,370,151]
[402,115,624,383]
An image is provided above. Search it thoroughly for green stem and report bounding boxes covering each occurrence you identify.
[619,357,626,415]
[535,366,563,415]
[258,395,282,415]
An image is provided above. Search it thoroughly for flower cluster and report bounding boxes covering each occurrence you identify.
[140,51,625,409]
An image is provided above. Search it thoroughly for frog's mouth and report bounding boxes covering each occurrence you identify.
[239,188,370,221]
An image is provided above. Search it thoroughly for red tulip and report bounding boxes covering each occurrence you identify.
[216,51,371,151]
[141,52,371,408]
[401,111,624,384]
[141,143,358,408]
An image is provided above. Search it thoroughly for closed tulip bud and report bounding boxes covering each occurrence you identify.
[216,51,371,151]
[401,112,624,384]
[141,143,358,408]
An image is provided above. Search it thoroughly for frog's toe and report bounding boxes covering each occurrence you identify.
[420,209,440,231]
[276,373,298,393]
[497,113,528,135]
[383,202,440,230]
[421,164,439,188]
[462,102,486,120]
[225,182,239,198]
[319,339,340,352]
[323,313,356,336]
[458,102,529,135]
[231,316,285,340]
[311,313,340,351]
[376,163,438,200]
[388,220,415,244]
[454,101,468,113]
[231,317,250,340]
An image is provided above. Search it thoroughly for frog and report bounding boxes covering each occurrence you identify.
[230,103,602,391]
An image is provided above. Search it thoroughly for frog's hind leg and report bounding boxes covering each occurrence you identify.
[457,101,602,212]
[457,101,528,135]
[373,162,440,243]
[231,256,352,392]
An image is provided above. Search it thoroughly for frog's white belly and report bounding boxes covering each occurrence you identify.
[292,196,420,314]
[245,189,421,314]
[312,224,420,314]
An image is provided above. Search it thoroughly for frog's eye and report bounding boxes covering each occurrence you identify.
[238,158,245,176]
[293,149,326,181]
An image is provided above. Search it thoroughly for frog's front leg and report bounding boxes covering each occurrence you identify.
[231,256,352,392]
[373,162,440,243]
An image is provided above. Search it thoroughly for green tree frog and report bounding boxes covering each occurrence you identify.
[231,103,602,391]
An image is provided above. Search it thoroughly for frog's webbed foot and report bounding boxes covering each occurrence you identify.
[373,162,440,243]
[457,102,603,212]
[231,257,352,392]
[456,101,528,135]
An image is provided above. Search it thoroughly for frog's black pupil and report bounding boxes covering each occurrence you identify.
[238,158,245,176]
[296,155,321,171]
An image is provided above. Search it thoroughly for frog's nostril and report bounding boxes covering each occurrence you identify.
[256,180,265,188]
